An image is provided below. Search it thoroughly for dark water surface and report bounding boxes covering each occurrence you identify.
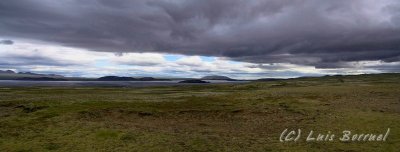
[0,80,249,87]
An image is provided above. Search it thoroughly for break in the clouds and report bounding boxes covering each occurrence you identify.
[0,0,400,77]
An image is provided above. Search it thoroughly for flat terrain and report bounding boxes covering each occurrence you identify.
[0,74,399,151]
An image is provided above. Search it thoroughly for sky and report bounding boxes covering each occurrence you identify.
[1,0,400,79]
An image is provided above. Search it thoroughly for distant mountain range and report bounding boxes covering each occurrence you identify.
[0,70,65,80]
[97,76,170,81]
[0,70,172,81]
[179,79,209,83]
[16,77,68,81]
[0,70,15,74]
[0,70,242,81]
[1,70,399,82]
[201,75,236,81]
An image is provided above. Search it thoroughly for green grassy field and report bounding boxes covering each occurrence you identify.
[0,74,399,151]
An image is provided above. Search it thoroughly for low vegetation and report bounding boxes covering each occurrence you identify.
[0,74,399,151]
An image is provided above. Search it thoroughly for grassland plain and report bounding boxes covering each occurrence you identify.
[0,74,399,151]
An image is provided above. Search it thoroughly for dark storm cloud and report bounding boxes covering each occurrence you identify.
[0,40,13,45]
[1,0,400,69]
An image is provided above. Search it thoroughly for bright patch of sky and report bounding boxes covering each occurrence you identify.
[94,59,109,67]
[200,56,215,62]
[164,54,183,62]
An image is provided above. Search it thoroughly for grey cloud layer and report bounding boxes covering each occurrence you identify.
[0,40,13,45]
[1,0,400,68]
